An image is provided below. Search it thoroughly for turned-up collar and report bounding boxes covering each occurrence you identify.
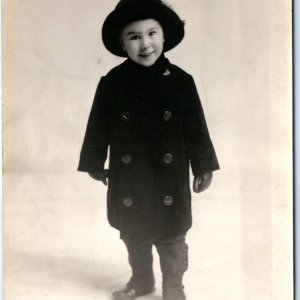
[124,54,171,78]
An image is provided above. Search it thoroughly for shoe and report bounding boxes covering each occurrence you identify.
[112,286,155,300]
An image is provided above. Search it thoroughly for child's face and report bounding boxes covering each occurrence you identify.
[121,19,165,67]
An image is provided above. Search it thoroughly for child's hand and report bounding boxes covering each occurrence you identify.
[88,172,107,186]
[193,172,213,193]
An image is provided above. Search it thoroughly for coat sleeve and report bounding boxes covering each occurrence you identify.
[77,76,112,172]
[185,75,220,175]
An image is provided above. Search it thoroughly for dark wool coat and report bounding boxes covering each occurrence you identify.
[78,56,219,241]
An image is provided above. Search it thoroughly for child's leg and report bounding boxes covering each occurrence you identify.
[112,239,155,299]
[154,235,188,300]
[123,239,155,293]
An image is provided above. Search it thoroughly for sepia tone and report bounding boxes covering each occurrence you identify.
[3,0,293,299]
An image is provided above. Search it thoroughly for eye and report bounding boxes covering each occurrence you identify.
[129,35,140,40]
[149,31,157,36]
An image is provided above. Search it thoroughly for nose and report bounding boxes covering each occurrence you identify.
[140,36,150,50]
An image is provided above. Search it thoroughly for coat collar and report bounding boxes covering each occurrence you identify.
[123,54,171,79]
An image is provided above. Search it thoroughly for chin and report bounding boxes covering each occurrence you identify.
[138,58,158,67]
[140,62,155,67]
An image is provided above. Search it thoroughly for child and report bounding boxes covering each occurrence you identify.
[78,0,219,299]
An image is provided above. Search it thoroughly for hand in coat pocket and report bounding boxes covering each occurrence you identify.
[193,172,213,193]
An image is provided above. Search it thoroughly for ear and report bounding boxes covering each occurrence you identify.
[119,32,126,51]
[120,39,126,51]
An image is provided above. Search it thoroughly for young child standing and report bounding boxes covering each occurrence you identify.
[78,0,219,299]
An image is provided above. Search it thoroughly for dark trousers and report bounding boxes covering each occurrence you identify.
[123,235,188,300]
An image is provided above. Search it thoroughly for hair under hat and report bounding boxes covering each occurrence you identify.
[102,0,185,57]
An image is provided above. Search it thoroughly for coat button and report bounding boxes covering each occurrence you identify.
[121,112,130,121]
[163,153,173,164]
[163,110,172,121]
[122,154,132,164]
[163,69,171,76]
[123,197,133,207]
[163,195,174,206]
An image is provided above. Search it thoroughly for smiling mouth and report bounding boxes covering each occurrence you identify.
[139,52,154,58]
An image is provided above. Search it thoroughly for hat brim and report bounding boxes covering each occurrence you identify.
[102,1,185,57]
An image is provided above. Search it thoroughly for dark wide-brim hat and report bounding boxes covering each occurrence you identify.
[102,0,185,57]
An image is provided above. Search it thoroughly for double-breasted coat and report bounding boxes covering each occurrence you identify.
[78,56,219,241]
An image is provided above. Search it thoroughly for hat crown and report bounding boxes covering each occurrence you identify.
[116,0,162,9]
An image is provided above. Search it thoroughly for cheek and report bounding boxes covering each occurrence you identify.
[156,34,164,48]
[122,42,132,53]
[124,42,140,57]
[157,39,164,50]
[128,42,139,53]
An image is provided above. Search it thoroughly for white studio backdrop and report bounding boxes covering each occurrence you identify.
[3,1,293,300]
